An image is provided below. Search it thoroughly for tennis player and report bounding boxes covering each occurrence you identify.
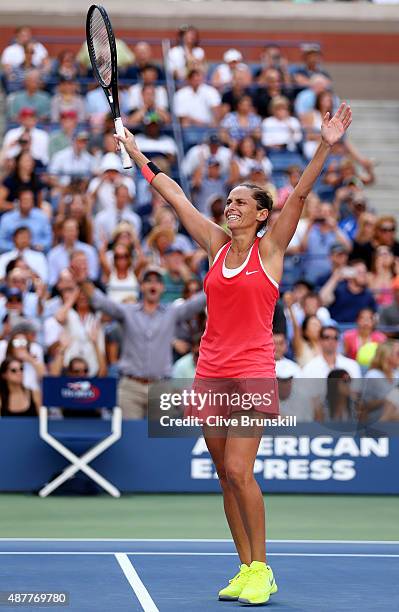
[116,102,352,605]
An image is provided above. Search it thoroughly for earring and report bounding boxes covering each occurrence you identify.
[257,226,266,238]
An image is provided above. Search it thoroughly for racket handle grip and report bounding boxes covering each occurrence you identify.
[114,117,132,169]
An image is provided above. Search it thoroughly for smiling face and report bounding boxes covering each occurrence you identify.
[224,185,270,234]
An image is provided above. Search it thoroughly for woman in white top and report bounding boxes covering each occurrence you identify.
[261,96,302,151]
[167,25,205,80]
[361,341,399,422]
[103,243,139,303]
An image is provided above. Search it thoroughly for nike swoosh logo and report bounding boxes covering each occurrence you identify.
[246,270,259,275]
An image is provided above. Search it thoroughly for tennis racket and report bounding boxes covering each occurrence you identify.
[86,4,132,169]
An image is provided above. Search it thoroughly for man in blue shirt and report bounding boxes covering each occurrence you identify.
[47,218,99,287]
[319,260,377,324]
[0,189,52,253]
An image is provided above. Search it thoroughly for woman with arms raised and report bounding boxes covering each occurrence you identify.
[116,103,352,606]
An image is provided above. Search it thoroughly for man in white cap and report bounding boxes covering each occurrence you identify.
[88,152,136,213]
[211,48,249,91]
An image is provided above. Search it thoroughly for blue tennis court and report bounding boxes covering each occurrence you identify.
[0,539,398,611]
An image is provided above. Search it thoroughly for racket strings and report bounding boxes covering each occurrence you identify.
[89,9,112,87]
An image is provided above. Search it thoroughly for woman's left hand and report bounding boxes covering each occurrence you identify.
[321,102,352,147]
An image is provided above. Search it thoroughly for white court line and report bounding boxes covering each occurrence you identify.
[115,553,159,612]
[0,552,398,558]
[1,538,398,544]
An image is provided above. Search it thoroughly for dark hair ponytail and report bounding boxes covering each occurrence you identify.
[239,182,273,235]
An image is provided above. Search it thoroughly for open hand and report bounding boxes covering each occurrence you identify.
[321,103,352,147]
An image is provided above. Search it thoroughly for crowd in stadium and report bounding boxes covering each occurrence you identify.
[0,24,398,423]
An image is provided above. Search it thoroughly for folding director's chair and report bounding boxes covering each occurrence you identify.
[39,376,122,498]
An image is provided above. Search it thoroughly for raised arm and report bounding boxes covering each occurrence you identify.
[265,103,352,258]
[115,129,229,261]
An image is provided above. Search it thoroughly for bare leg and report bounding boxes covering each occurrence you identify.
[224,421,266,563]
[204,433,252,565]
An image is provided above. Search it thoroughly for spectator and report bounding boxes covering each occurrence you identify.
[291,43,330,90]
[3,41,38,94]
[182,133,232,178]
[2,107,49,166]
[220,66,254,116]
[47,220,99,286]
[261,96,302,151]
[127,85,170,128]
[1,151,45,208]
[88,153,136,213]
[256,45,291,88]
[172,333,201,381]
[43,268,76,318]
[150,207,194,255]
[320,260,377,324]
[368,246,395,307]
[54,191,93,246]
[0,357,40,416]
[48,109,78,158]
[338,192,368,242]
[211,49,249,91]
[125,64,168,112]
[349,212,377,270]
[253,67,292,119]
[191,157,229,216]
[85,85,110,128]
[230,136,272,184]
[1,26,48,73]
[292,313,322,368]
[276,359,314,422]
[167,25,205,81]
[50,76,86,123]
[49,49,79,83]
[161,247,193,304]
[273,332,301,376]
[300,202,351,285]
[0,263,45,321]
[221,95,262,144]
[129,42,159,78]
[314,242,350,289]
[101,242,139,304]
[343,308,386,361]
[173,69,221,127]
[285,192,320,255]
[94,184,141,250]
[7,69,51,122]
[49,130,95,187]
[277,165,302,209]
[301,325,362,379]
[0,324,46,391]
[0,227,48,283]
[373,216,399,256]
[379,277,399,328]
[0,189,51,253]
[361,341,399,423]
[133,113,177,161]
[78,267,206,418]
[302,90,334,159]
[44,288,107,377]
[315,369,357,423]
[294,74,333,118]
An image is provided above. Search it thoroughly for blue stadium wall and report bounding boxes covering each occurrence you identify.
[0,419,398,494]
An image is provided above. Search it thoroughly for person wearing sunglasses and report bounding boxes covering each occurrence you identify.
[0,357,39,416]
[0,327,45,392]
[302,326,361,380]
[314,368,357,423]
[373,216,399,256]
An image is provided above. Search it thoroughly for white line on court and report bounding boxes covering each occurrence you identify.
[115,553,159,612]
[1,538,398,544]
[0,552,398,558]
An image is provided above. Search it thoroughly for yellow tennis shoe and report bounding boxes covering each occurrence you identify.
[218,563,251,600]
[238,561,278,605]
